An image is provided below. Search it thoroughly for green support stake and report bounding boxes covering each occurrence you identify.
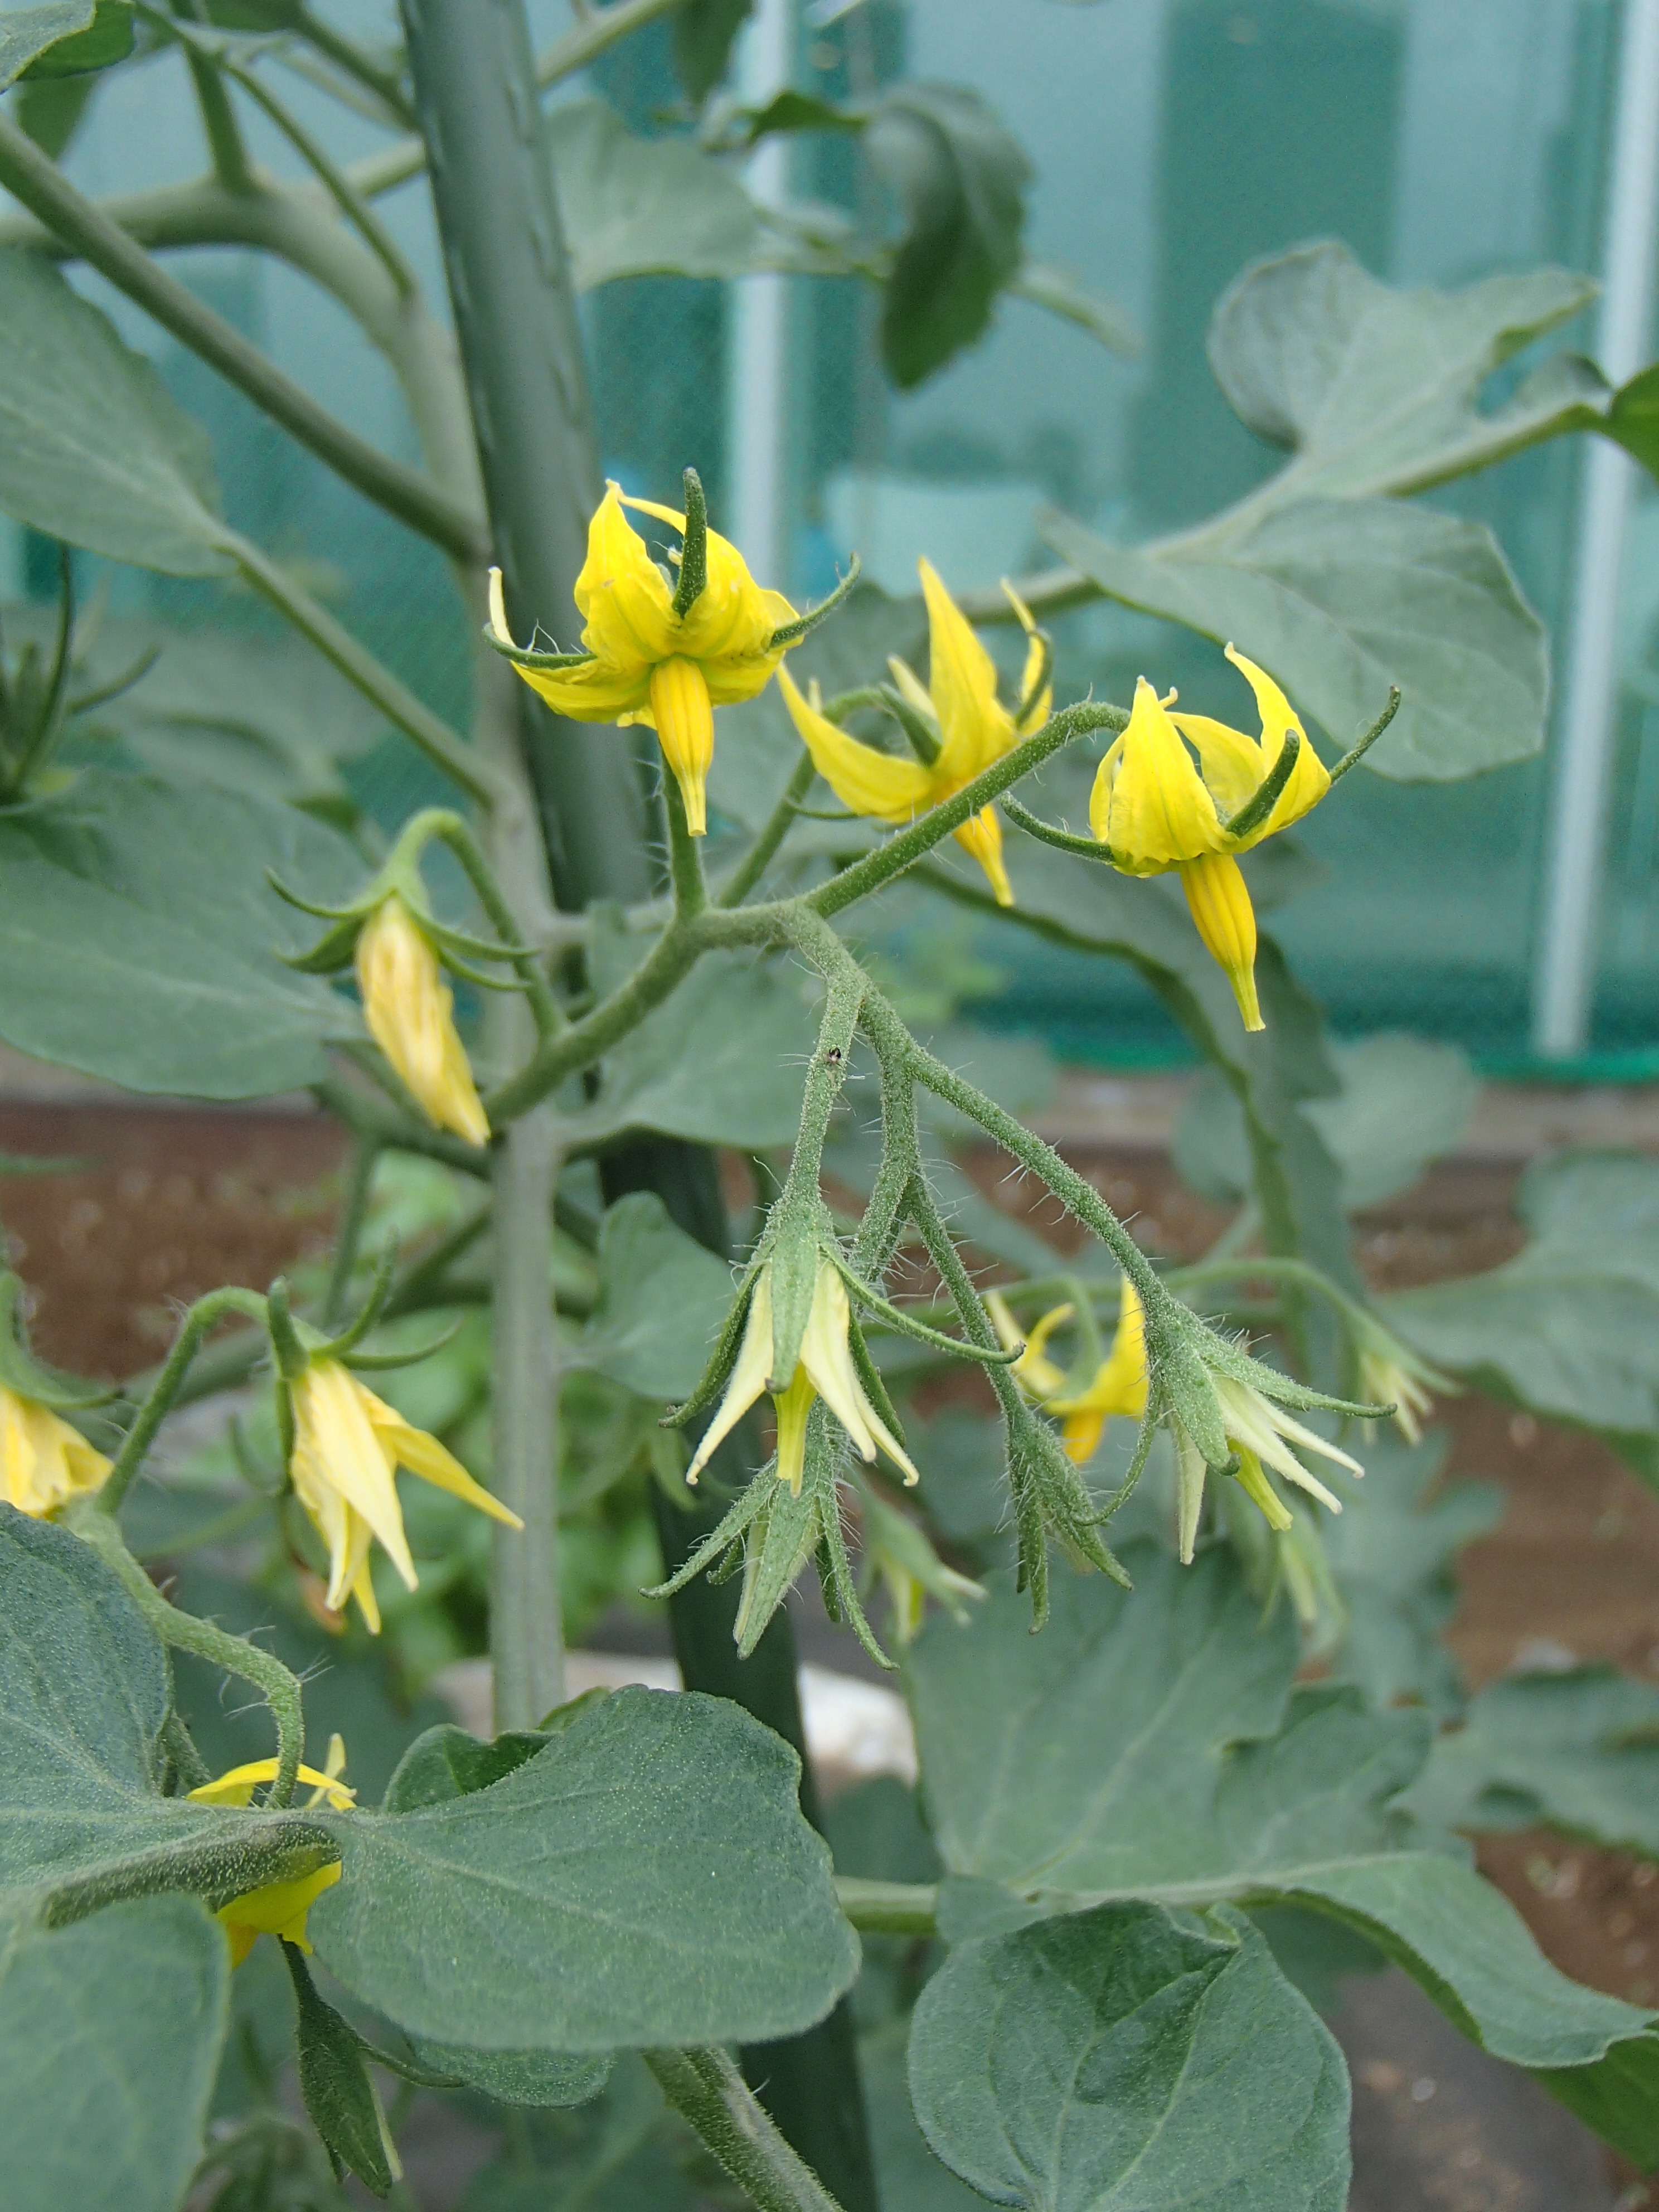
[397,7,879,2204]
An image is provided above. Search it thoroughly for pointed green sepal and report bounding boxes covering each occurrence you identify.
[1220,726,1300,841]
[767,554,862,650]
[833,1253,1020,1365]
[283,1943,398,2199]
[670,465,709,620]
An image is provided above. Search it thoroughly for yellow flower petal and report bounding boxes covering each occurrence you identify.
[291,1361,415,1597]
[575,482,677,672]
[953,806,1015,906]
[777,665,933,824]
[1167,711,1266,823]
[920,559,1015,784]
[686,1272,775,1486]
[1049,1279,1148,1462]
[188,1759,355,1811]
[1179,852,1263,1031]
[511,655,654,723]
[356,898,488,1147]
[1223,644,1330,837]
[1092,678,1229,874]
[360,1381,523,1527]
[771,1365,816,1496]
[1006,1299,1073,1400]
[216,1859,342,1961]
[0,1385,111,1516]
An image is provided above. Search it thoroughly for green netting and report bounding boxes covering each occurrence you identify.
[9,0,1655,1078]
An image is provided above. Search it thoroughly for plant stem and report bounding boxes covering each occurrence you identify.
[489,1102,564,1729]
[324,1137,380,1327]
[349,0,695,202]
[0,117,487,565]
[227,533,501,807]
[75,1514,306,1807]
[807,697,1126,919]
[98,1287,269,1516]
[644,2047,849,2212]
[833,1878,939,1936]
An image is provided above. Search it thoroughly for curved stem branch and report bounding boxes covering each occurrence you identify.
[74,1515,305,1808]
[0,116,487,565]
[808,697,1127,919]
[98,1287,269,1516]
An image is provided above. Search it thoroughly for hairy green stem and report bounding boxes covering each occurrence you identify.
[644,2048,848,2212]
[489,1103,564,1729]
[664,775,710,919]
[98,1287,269,1516]
[485,914,705,1123]
[75,1515,305,1807]
[0,117,487,565]
[808,697,1126,919]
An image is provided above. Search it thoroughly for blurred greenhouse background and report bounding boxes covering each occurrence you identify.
[5,0,1658,1075]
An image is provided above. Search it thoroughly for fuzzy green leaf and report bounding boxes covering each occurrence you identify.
[906,1546,1653,2085]
[576,1192,738,1401]
[909,1903,1351,2211]
[309,1686,858,2052]
[551,99,759,290]
[1205,241,1598,501]
[0,1895,229,2212]
[0,770,362,1099]
[1383,1150,1659,1485]
[1042,495,1545,783]
[1404,1666,1659,1858]
[0,2,93,88]
[0,248,231,576]
[866,84,1029,389]
[567,917,814,1151]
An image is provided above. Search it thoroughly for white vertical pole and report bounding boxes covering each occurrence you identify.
[1532,0,1659,1056]
[726,0,793,592]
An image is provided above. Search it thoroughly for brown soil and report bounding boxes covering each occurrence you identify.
[8,1099,1658,2076]
[0,1102,345,1381]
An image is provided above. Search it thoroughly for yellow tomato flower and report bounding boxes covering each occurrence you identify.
[356,895,489,1148]
[987,1290,1073,1399]
[289,1359,522,1632]
[1089,646,1330,1030]
[1208,1371,1361,1516]
[0,1382,110,1516]
[190,1736,353,1968]
[687,1258,919,1497]
[489,482,797,837]
[215,1861,342,1970]
[1049,1279,1148,1464]
[187,1735,356,1813]
[777,560,1049,907]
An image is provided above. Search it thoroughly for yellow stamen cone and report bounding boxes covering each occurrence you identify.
[1179,852,1262,1031]
[648,654,715,835]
